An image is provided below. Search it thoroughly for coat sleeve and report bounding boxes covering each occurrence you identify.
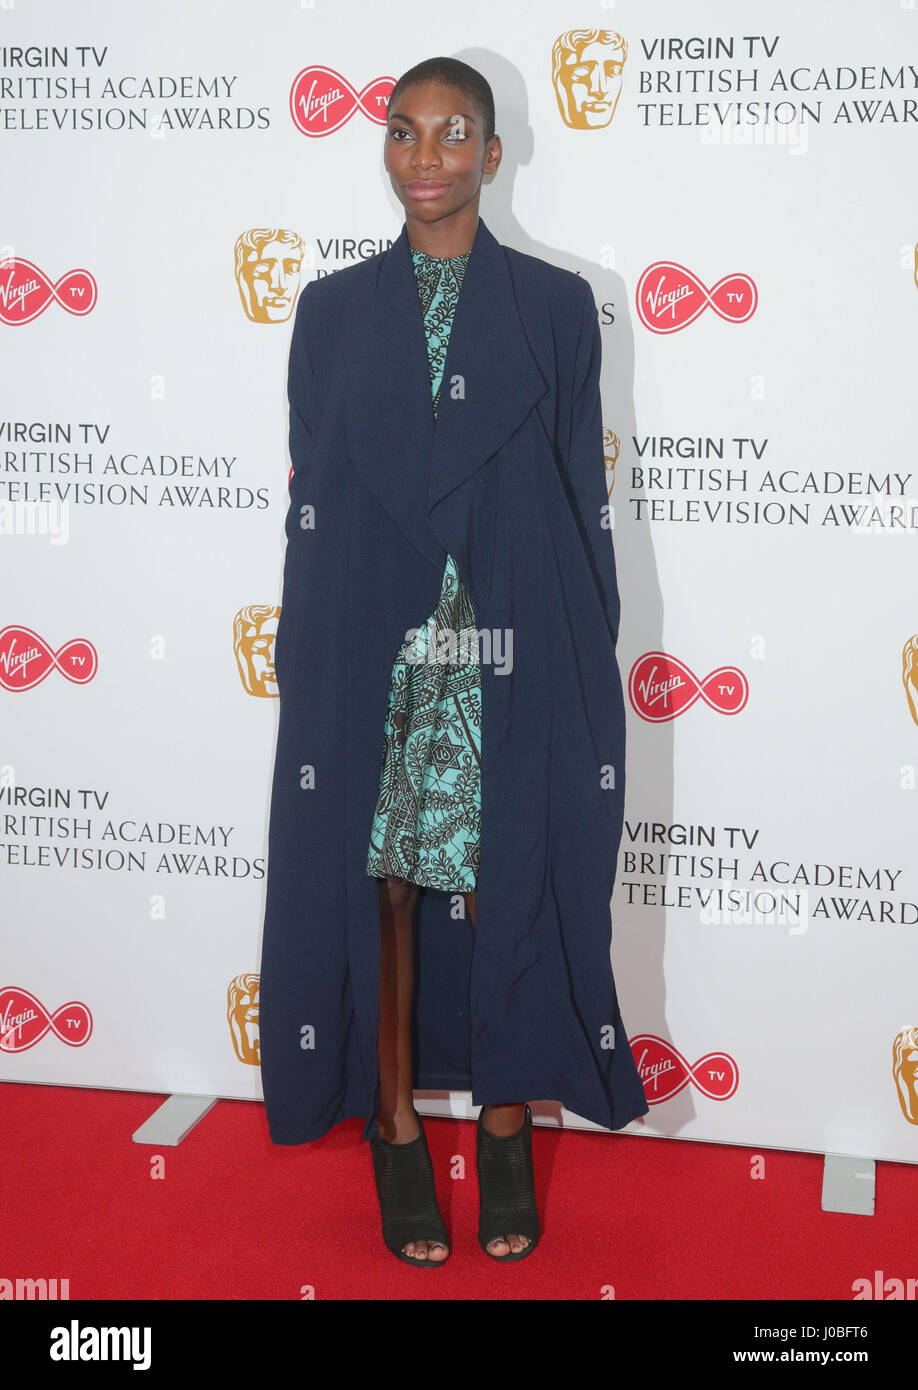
[285,279,317,545]
[559,278,622,648]
[274,282,317,688]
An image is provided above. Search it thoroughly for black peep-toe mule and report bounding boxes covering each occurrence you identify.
[369,1111,450,1268]
[476,1104,541,1261]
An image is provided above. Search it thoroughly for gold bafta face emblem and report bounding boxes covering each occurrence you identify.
[893,1026,918,1123]
[235,227,304,322]
[552,29,628,129]
[603,427,619,498]
[227,973,260,1065]
[234,604,280,697]
[903,635,918,725]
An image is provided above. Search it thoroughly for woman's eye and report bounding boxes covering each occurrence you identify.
[387,125,467,143]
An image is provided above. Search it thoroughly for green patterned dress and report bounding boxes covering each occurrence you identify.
[365,247,482,892]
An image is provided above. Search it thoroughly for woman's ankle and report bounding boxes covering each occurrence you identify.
[376,1105,421,1144]
[481,1102,527,1137]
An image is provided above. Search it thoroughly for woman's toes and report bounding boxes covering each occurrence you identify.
[403,1238,448,1261]
[488,1233,530,1256]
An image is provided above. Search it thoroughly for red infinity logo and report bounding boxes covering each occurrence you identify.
[0,257,98,325]
[636,260,757,333]
[289,66,395,136]
[0,987,93,1052]
[0,625,99,692]
[628,651,748,721]
[631,1034,739,1103]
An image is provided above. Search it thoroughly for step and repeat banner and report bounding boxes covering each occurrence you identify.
[2,0,917,1163]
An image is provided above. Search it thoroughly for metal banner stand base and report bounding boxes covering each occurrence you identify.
[132,1094,218,1146]
[130,1100,883,1208]
[821,1154,876,1215]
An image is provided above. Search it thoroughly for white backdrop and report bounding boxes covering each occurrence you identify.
[2,0,917,1163]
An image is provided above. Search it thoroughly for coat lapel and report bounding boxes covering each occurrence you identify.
[345,216,548,572]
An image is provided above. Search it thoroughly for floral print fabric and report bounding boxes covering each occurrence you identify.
[365,247,482,891]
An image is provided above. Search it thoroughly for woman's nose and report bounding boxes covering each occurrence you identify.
[412,140,441,170]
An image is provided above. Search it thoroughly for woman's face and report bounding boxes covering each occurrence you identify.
[384,80,501,227]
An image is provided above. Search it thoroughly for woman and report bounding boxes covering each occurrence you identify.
[259,56,649,1269]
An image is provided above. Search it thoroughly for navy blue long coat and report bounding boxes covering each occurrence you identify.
[259,214,649,1144]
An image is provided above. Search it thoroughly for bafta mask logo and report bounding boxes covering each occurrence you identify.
[227,973,260,1066]
[603,426,619,497]
[903,635,918,725]
[552,29,628,129]
[893,1026,918,1123]
[235,228,304,323]
[234,605,279,698]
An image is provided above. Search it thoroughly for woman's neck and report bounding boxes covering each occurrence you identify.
[405,208,480,259]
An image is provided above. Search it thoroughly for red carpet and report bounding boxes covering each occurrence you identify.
[2,1081,914,1300]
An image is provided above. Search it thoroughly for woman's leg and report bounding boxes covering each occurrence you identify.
[463,889,531,1257]
[376,874,448,1262]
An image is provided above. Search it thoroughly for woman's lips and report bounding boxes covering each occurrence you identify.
[405,181,450,200]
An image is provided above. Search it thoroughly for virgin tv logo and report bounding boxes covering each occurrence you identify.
[631,1034,739,1103]
[628,651,748,721]
[0,987,93,1053]
[636,260,757,333]
[0,626,98,691]
[0,258,97,325]
[289,66,395,136]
